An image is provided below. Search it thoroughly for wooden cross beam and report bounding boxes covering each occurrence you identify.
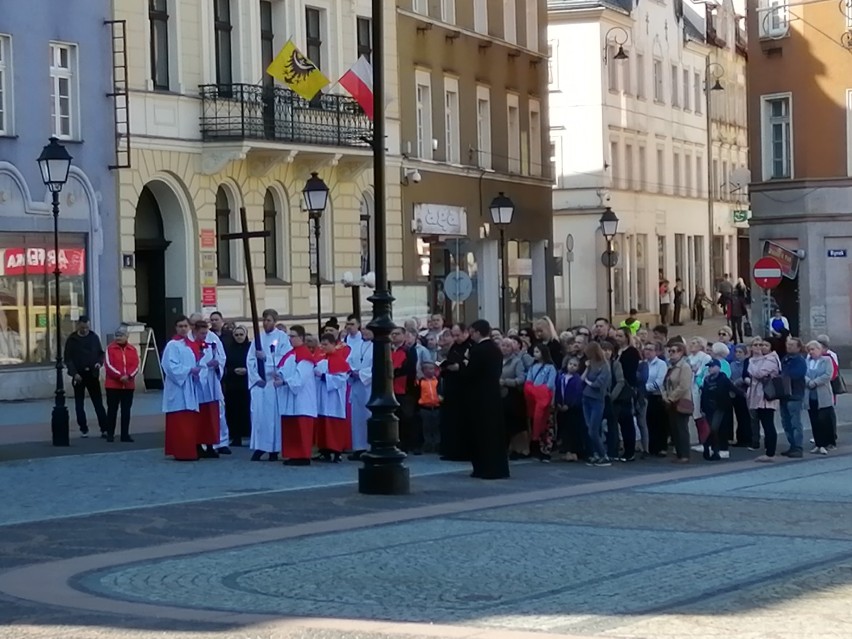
[221,206,270,379]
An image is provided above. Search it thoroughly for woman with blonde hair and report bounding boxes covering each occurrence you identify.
[746,337,781,462]
[687,337,712,448]
[533,316,562,365]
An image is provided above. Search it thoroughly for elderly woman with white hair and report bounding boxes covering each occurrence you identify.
[104,325,140,443]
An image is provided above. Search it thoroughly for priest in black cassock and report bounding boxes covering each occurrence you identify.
[465,319,510,480]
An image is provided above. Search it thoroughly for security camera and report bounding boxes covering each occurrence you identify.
[403,169,422,185]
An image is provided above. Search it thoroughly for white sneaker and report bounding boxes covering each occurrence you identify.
[810,437,816,444]
[817,447,828,456]
[719,450,730,459]
[691,444,705,452]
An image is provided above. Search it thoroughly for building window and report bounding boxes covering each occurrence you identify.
[722,160,729,199]
[263,190,278,280]
[0,35,10,135]
[696,155,703,196]
[215,187,232,280]
[761,94,792,179]
[550,137,560,185]
[359,195,373,275]
[356,17,372,61]
[260,1,274,87]
[622,51,632,96]
[636,234,647,311]
[0,233,88,367]
[507,94,520,173]
[694,72,702,114]
[415,70,433,160]
[444,77,460,164]
[149,0,170,90]
[713,158,719,198]
[547,40,557,88]
[673,152,681,195]
[441,0,455,23]
[503,0,517,44]
[671,64,679,107]
[635,52,645,99]
[682,68,690,111]
[305,7,323,69]
[214,0,233,87]
[759,0,789,38]
[684,153,692,196]
[474,0,488,34]
[653,58,663,102]
[526,0,538,51]
[49,43,77,140]
[412,0,427,14]
[476,86,492,169]
[625,143,634,190]
[656,147,665,194]
[529,98,542,177]
[610,141,619,187]
[607,46,618,91]
[638,145,647,191]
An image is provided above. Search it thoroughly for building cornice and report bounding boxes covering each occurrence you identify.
[750,176,852,192]
[397,8,547,59]
[406,158,553,188]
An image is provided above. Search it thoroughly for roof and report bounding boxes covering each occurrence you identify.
[547,0,634,15]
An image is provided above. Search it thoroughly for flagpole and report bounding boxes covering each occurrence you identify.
[358,0,410,495]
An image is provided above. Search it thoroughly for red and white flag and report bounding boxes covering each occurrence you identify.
[339,56,374,120]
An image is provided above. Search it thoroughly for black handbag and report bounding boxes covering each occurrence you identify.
[762,376,791,401]
[831,374,848,396]
[743,318,753,338]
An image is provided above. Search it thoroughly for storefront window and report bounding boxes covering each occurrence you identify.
[0,233,87,366]
[508,240,533,329]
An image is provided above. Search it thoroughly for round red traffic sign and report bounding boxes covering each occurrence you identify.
[753,256,783,289]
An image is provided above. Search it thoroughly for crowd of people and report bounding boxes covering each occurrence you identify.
[65,305,846,476]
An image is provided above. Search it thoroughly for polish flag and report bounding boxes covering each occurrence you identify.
[339,56,374,120]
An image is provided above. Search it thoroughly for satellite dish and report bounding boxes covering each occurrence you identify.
[730,167,751,189]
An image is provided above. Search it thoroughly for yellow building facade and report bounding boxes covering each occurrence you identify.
[114,0,403,342]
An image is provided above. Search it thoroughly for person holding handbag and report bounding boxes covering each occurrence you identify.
[662,341,694,463]
[745,338,781,462]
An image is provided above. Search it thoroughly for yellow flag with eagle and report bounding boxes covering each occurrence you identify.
[266,40,330,101]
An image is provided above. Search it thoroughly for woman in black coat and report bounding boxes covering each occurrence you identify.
[223,326,252,446]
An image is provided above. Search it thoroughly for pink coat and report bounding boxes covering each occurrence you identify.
[746,352,781,410]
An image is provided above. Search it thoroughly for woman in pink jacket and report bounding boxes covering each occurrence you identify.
[745,337,781,462]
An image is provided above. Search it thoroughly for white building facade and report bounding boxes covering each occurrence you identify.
[548,0,748,328]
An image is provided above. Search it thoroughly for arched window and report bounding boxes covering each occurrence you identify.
[263,189,278,280]
[359,192,374,275]
[215,186,232,280]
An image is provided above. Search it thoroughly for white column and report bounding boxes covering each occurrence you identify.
[531,239,548,316]
[476,239,500,328]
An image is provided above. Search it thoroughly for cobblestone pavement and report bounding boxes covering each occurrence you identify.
[1,441,852,639]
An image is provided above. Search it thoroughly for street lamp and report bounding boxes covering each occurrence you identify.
[599,206,619,323]
[603,26,629,64]
[705,59,725,297]
[359,0,410,495]
[37,137,73,447]
[489,192,514,330]
[302,172,329,334]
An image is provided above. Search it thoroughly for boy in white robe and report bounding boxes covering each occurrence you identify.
[248,309,291,461]
[162,316,201,461]
[278,325,318,466]
[346,327,373,459]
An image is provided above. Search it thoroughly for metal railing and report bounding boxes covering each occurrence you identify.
[199,83,372,148]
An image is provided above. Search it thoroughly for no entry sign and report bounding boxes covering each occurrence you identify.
[753,256,783,289]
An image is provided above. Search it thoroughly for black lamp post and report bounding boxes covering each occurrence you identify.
[599,206,619,323]
[359,0,410,495]
[37,137,73,447]
[489,192,514,330]
[303,172,329,334]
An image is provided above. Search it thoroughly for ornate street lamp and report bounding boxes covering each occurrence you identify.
[603,26,630,64]
[489,192,515,330]
[302,172,329,334]
[37,137,73,447]
[599,206,619,323]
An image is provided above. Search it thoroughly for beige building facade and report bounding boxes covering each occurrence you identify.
[114,0,404,344]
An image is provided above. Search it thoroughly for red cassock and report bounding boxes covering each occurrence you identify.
[315,349,352,453]
[165,411,201,460]
[280,345,315,460]
[197,401,220,445]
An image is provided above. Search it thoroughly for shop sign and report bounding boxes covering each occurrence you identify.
[2,248,86,276]
[201,286,217,307]
[412,204,467,237]
[200,228,217,249]
[732,209,751,223]
[761,240,799,279]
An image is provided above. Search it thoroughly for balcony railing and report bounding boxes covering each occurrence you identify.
[199,83,372,148]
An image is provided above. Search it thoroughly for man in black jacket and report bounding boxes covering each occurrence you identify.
[64,315,107,437]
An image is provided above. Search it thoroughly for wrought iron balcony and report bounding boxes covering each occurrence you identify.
[199,83,372,148]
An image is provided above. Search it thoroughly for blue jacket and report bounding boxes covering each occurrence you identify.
[526,362,557,392]
[781,353,807,401]
[555,372,584,408]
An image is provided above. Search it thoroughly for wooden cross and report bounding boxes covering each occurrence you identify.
[221,206,270,380]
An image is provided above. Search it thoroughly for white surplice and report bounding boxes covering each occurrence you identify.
[195,337,224,404]
[279,349,318,418]
[161,338,199,414]
[315,359,349,419]
[346,339,373,450]
[205,330,231,447]
[247,328,291,453]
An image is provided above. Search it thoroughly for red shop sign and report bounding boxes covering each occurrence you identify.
[3,248,86,276]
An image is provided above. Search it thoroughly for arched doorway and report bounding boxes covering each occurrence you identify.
[135,186,170,350]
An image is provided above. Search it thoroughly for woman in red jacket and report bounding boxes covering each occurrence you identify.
[104,326,140,442]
